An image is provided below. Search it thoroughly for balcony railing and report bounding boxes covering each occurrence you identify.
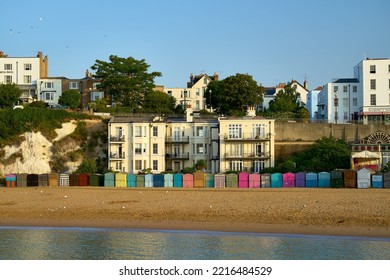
[222,133,269,141]
[165,136,190,143]
[110,152,125,159]
[224,152,270,159]
[165,152,190,160]
[110,135,125,142]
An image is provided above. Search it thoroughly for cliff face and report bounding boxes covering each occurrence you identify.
[0,120,107,175]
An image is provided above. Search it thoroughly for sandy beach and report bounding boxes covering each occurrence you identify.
[0,187,389,238]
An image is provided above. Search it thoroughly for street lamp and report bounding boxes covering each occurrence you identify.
[209,89,212,112]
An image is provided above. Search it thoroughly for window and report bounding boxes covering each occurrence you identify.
[195,100,200,110]
[135,160,142,170]
[343,86,348,93]
[93,82,100,89]
[44,92,54,101]
[4,76,12,83]
[229,160,243,172]
[252,160,265,173]
[135,126,142,137]
[353,98,357,107]
[4,64,12,70]
[135,143,142,155]
[353,86,357,93]
[370,65,376,74]
[196,143,204,154]
[69,82,79,89]
[196,88,200,96]
[153,143,158,154]
[196,127,204,137]
[342,98,348,108]
[343,111,348,120]
[45,82,54,88]
[153,126,158,137]
[24,64,32,70]
[228,124,242,139]
[153,160,158,171]
[23,75,31,83]
[229,144,242,157]
[90,91,104,101]
[389,79,390,90]
[252,124,266,139]
[370,79,376,90]
[334,86,338,93]
[370,94,376,106]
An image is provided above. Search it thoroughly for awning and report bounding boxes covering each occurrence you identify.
[351,150,381,158]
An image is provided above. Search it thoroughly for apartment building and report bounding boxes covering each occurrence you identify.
[0,51,48,102]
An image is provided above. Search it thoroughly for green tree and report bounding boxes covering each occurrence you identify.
[76,158,97,174]
[268,83,300,112]
[91,55,161,110]
[58,90,80,109]
[195,159,207,170]
[142,90,176,113]
[293,137,351,172]
[0,84,22,108]
[205,73,264,115]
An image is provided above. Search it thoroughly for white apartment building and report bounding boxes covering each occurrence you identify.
[0,51,48,103]
[37,78,62,106]
[163,73,218,111]
[306,86,322,120]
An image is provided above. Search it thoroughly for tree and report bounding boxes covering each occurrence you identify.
[195,159,207,170]
[91,55,161,110]
[76,158,97,174]
[0,83,22,108]
[142,90,176,113]
[205,73,264,115]
[58,90,80,109]
[268,83,300,112]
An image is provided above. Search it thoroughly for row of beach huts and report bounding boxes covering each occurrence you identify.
[3,168,390,189]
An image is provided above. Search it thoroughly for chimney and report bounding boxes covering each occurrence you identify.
[304,80,308,90]
[213,72,219,81]
[186,105,193,122]
[86,69,90,78]
[247,105,256,117]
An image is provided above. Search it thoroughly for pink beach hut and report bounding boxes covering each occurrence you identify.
[283,172,295,187]
[249,173,261,188]
[182,173,194,188]
[238,171,249,188]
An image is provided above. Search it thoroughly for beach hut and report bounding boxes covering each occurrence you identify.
[16,173,28,187]
[182,173,194,188]
[371,174,383,188]
[69,174,80,186]
[357,168,374,189]
[330,170,344,188]
[79,173,89,186]
[153,174,165,187]
[145,174,153,187]
[383,173,390,188]
[261,173,271,188]
[6,174,16,188]
[193,170,205,188]
[205,173,214,188]
[318,172,331,188]
[27,174,39,187]
[295,172,306,187]
[173,173,183,188]
[38,174,49,187]
[343,170,357,188]
[305,172,318,188]
[59,173,69,187]
[238,172,249,188]
[48,173,58,187]
[271,173,282,188]
[214,173,225,188]
[249,173,261,188]
[115,173,127,187]
[89,174,104,186]
[136,174,145,188]
[225,173,238,188]
[126,173,136,187]
[282,172,295,187]
[164,174,174,187]
[104,172,115,187]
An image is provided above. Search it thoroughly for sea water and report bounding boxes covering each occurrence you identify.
[0,227,389,260]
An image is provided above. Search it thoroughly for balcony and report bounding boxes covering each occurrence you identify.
[222,133,270,142]
[165,152,190,160]
[110,152,125,159]
[165,136,190,144]
[224,152,270,159]
[110,135,125,142]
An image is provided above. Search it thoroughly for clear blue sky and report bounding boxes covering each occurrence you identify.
[2,0,389,90]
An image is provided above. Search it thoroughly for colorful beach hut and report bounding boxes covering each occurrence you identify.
[282,172,295,187]
[153,174,165,187]
[16,173,28,187]
[343,170,357,188]
[89,174,104,186]
[59,173,69,187]
[238,172,249,188]
[182,173,194,188]
[214,173,225,188]
[104,172,115,187]
[48,173,58,187]
[205,173,214,188]
[318,172,330,188]
[193,170,205,188]
[115,173,127,187]
[226,173,238,188]
[261,173,271,188]
[145,174,153,187]
[6,174,16,188]
[27,174,39,187]
[271,173,282,188]
[164,174,174,187]
[126,173,136,187]
[383,173,390,188]
[38,174,49,187]
[295,172,306,187]
[136,174,145,187]
[173,173,183,188]
[305,172,318,188]
[330,170,343,188]
[69,174,79,186]
[249,173,261,188]
[79,173,89,186]
[371,174,383,188]
[357,168,374,189]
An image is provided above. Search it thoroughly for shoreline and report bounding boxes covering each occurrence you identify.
[1,187,389,238]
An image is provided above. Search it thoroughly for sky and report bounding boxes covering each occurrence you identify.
[2,0,389,90]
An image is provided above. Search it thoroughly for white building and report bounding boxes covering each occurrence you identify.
[0,51,48,103]
[306,86,322,120]
[37,78,63,106]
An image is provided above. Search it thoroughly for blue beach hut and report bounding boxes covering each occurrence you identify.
[295,172,306,187]
[153,174,165,187]
[104,172,115,187]
[318,172,330,188]
[173,173,183,188]
[164,174,174,187]
[371,174,383,188]
[145,174,153,187]
[305,172,318,187]
[271,173,282,188]
[205,173,214,188]
[126,173,136,187]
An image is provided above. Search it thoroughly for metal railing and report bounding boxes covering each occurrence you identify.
[223,133,270,141]
[110,135,125,142]
[110,152,125,159]
[224,152,270,159]
[165,152,190,159]
[165,136,190,143]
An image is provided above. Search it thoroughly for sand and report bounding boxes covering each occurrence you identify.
[0,187,389,238]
